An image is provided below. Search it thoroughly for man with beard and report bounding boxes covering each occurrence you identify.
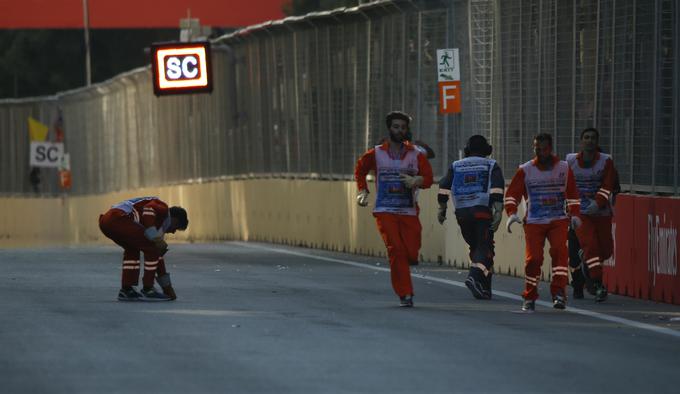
[376,132,436,159]
[354,111,434,307]
[437,135,505,300]
[566,128,619,302]
[505,133,581,312]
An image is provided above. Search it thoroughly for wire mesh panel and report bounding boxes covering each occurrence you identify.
[497,0,678,193]
[0,0,677,196]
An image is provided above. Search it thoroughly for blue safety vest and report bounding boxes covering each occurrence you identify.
[450,157,495,209]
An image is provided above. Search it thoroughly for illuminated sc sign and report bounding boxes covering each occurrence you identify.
[151,41,212,96]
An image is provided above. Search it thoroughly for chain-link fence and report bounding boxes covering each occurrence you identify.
[1,0,678,196]
[496,0,679,194]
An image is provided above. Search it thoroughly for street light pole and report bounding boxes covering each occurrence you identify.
[82,0,91,86]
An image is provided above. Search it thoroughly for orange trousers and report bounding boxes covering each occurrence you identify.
[374,213,421,297]
[523,219,569,300]
[574,215,613,281]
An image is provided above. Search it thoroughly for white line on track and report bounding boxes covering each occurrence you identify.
[236,242,680,340]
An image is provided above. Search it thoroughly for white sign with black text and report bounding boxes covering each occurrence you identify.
[30,142,64,168]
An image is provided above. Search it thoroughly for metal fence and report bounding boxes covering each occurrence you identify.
[497,0,679,194]
[0,0,678,196]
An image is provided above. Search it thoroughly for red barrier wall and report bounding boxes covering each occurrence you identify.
[604,194,680,304]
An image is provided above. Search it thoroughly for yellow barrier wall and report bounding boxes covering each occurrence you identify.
[1,179,554,280]
[0,180,390,251]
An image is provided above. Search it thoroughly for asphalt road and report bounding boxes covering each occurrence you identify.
[1,242,679,393]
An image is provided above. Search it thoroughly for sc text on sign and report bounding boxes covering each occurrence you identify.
[151,41,213,96]
[30,142,64,168]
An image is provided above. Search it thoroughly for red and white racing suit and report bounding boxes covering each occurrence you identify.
[99,196,172,288]
[566,151,617,282]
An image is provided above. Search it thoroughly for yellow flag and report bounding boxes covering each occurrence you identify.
[28,117,49,142]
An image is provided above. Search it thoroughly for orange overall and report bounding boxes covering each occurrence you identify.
[567,152,617,281]
[355,142,433,297]
[505,156,580,300]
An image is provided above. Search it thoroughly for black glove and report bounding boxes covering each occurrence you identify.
[437,203,447,225]
[152,237,168,256]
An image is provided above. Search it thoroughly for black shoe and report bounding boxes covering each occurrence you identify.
[483,289,492,299]
[399,295,414,307]
[570,269,586,297]
[409,260,419,266]
[553,294,566,310]
[585,279,597,296]
[573,285,584,299]
[140,286,172,302]
[521,299,535,312]
[484,273,493,299]
[117,287,142,302]
[594,283,608,303]
[465,276,491,300]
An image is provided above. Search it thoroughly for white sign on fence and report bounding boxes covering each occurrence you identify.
[437,48,460,82]
[29,142,64,168]
[59,153,71,171]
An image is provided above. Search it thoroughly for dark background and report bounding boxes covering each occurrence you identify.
[0,0,360,99]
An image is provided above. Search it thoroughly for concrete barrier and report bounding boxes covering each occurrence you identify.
[0,179,543,280]
[5,180,679,304]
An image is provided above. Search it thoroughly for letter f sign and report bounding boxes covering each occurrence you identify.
[439,81,461,114]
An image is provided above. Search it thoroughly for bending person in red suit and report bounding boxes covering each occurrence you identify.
[99,196,188,301]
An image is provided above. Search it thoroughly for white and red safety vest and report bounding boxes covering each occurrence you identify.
[373,146,420,215]
[566,152,616,217]
[354,141,434,216]
[111,196,172,234]
[504,156,580,224]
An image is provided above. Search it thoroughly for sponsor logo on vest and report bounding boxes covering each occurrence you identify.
[647,214,678,284]
[464,174,477,184]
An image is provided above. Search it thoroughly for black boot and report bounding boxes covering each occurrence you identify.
[571,269,585,299]
[593,280,608,302]
[573,285,584,299]
[484,272,493,299]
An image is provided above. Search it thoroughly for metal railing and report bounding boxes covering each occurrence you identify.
[0,0,677,196]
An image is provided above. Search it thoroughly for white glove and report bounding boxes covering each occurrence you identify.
[437,203,447,225]
[506,213,522,233]
[583,198,599,215]
[357,189,369,207]
[399,174,424,189]
[570,216,582,230]
[491,201,503,232]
